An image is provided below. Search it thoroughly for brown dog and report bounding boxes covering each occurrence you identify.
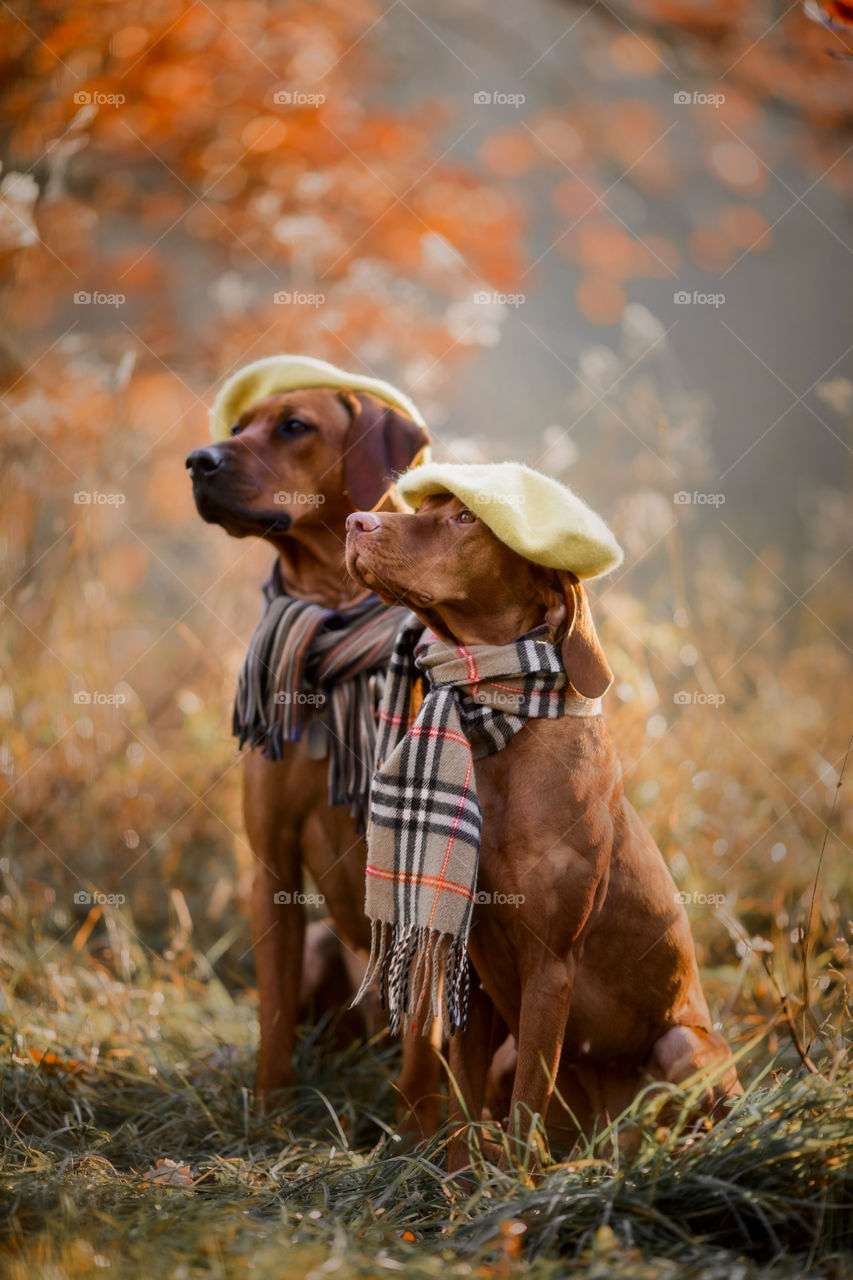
[345,492,740,1166]
[186,386,440,1132]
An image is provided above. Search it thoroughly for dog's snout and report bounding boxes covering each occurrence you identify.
[186,446,226,477]
[346,511,380,534]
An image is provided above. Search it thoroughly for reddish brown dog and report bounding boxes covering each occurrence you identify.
[186,387,440,1133]
[346,493,741,1166]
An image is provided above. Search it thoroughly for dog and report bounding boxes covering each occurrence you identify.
[187,373,441,1134]
[345,471,741,1167]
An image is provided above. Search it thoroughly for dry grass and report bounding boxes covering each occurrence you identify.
[0,897,852,1280]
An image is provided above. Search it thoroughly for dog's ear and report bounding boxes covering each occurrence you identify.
[340,391,430,511]
[543,569,613,699]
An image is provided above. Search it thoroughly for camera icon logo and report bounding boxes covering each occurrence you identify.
[673,91,691,105]
[473,91,492,105]
[74,889,92,904]
[673,291,691,305]
[673,491,691,504]
[73,491,92,504]
[73,691,92,704]
[74,291,92,304]
[74,91,92,105]
[474,890,491,904]
[273,90,292,104]
[673,690,691,705]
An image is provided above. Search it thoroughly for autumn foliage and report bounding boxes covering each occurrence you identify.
[0,0,528,954]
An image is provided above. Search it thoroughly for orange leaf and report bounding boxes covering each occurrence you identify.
[29,1049,86,1075]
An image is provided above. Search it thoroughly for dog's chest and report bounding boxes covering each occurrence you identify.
[470,720,616,953]
[472,718,601,849]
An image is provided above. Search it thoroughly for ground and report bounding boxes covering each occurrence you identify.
[1,910,851,1280]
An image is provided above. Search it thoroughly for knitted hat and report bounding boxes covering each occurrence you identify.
[396,461,623,579]
[209,354,427,441]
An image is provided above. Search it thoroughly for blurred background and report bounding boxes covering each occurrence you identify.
[1,0,851,1054]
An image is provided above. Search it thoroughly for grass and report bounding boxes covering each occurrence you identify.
[1,907,852,1280]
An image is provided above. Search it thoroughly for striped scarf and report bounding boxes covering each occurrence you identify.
[233,562,407,810]
[354,614,602,1037]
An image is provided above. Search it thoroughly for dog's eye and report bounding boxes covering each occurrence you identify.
[230,423,242,436]
[278,418,312,437]
[457,510,476,523]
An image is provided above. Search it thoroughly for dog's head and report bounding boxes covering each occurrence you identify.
[186,388,429,541]
[345,493,612,698]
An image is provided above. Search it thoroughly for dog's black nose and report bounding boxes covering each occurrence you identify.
[186,447,226,476]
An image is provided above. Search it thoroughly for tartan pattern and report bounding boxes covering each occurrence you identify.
[354,614,602,1036]
[233,561,407,810]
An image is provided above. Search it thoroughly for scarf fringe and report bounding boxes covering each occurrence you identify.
[351,919,470,1037]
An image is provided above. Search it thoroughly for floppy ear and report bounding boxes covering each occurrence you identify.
[543,569,613,699]
[340,391,430,511]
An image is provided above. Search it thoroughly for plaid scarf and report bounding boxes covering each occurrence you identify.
[353,614,602,1036]
[233,562,407,810]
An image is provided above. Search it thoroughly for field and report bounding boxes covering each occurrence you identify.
[1,898,852,1279]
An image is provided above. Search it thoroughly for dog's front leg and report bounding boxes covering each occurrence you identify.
[447,979,503,1175]
[507,958,575,1163]
[250,855,305,1100]
[243,752,308,1101]
[396,1029,442,1143]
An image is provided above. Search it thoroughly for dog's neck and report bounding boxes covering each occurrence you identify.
[418,600,549,649]
[271,489,408,611]
[271,530,364,609]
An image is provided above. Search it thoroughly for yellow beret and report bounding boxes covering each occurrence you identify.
[209,354,427,441]
[396,461,623,579]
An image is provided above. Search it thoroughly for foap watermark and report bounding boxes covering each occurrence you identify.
[274,290,325,307]
[473,90,526,108]
[675,890,725,908]
[674,290,725,307]
[73,690,127,706]
[475,890,526,906]
[673,91,725,108]
[474,689,521,708]
[674,691,726,707]
[474,290,525,308]
[74,290,125,307]
[74,889,126,906]
[273,891,326,905]
[274,691,326,707]
[273,90,326,106]
[472,491,523,509]
[674,490,725,507]
[74,490,126,506]
[274,491,326,507]
[74,90,126,108]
